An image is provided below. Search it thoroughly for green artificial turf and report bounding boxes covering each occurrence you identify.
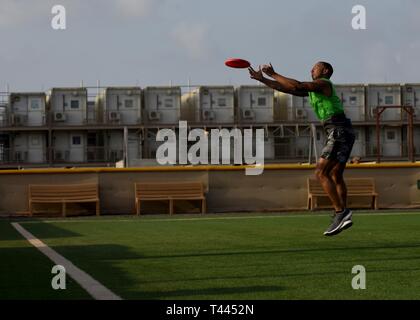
[2,211,420,299]
[0,220,91,300]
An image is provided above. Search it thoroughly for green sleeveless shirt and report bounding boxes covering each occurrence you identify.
[308,78,344,121]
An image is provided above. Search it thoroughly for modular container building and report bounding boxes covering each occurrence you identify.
[181,86,235,124]
[52,131,86,162]
[97,87,142,125]
[237,86,274,123]
[366,84,402,121]
[366,126,402,157]
[9,92,47,127]
[401,83,420,120]
[143,86,181,125]
[11,132,47,163]
[48,88,88,126]
[335,84,366,122]
[273,92,291,121]
[288,95,318,123]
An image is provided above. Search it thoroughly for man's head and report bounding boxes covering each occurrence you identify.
[311,61,333,80]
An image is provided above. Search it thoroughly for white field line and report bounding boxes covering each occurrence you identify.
[17,211,420,225]
[11,222,122,301]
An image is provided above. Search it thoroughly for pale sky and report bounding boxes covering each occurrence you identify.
[0,0,419,92]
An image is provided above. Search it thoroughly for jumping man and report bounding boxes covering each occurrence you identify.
[249,62,355,236]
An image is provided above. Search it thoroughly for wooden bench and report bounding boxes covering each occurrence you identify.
[29,183,100,217]
[307,178,378,210]
[135,182,206,215]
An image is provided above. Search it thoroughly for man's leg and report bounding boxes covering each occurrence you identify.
[315,157,345,212]
[331,162,348,208]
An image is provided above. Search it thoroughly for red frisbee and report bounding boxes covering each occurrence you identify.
[225,58,251,69]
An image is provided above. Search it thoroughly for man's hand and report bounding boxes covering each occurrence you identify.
[261,63,276,77]
[248,66,264,82]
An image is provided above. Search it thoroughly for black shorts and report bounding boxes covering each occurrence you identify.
[321,115,355,163]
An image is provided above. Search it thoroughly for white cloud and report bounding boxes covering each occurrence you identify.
[171,23,211,60]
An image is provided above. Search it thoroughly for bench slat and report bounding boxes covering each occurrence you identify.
[28,184,100,217]
[135,182,206,215]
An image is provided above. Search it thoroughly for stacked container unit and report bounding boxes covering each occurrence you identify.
[9,92,47,127]
[313,126,366,159]
[12,132,47,163]
[335,84,366,122]
[237,86,274,123]
[52,131,86,162]
[273,92,291,121]
[401,83,420,120]
[48,88,88,125]
[288,95,317,123]
[236,127,275,161]
[106,131,124,162]
[98,87,142,125]
[350,127,366,158]
[127,131,142,166]
[143,86,181,125]
[181,86,235,124]
[366,84,402,121]
[366,126,402,157]
[413,126,420,157]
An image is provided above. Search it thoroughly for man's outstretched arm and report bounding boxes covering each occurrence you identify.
[248,64,331,97]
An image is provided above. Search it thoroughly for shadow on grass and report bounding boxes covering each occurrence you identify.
[137,285,284,299]
[0,219,82,242]
[131,243,420,261]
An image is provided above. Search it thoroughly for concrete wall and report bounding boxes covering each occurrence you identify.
[1,164,420,216]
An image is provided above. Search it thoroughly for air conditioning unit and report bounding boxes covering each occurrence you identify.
[202,110,215,121]
[242,109,255,120]
[54,112,66,122]
[72,91,79,97]
[109,111,121,122]
[126,90,133,96]
[148,110,161,121]
[295,108,308,120]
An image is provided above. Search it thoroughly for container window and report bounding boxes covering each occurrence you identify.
[349,96,357,105]
[164,98,173,108]
[71,100,80,109]
[258,97,266,106]
[30,99,41,110]
[124,99,134,108]
[72,136,82,145]
[386,131,396,141]
[384,96,394,105]
[218,98,227,107]
[316,132,321,141]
